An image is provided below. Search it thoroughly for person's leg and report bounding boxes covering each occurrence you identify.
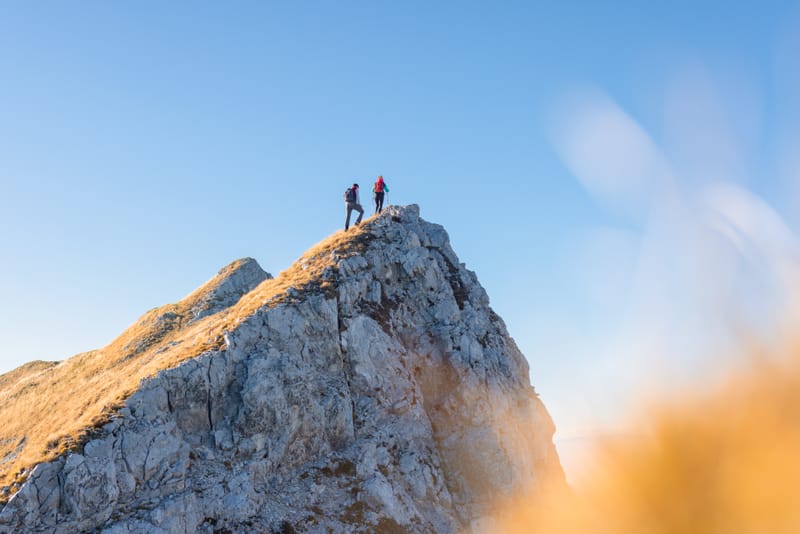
[355,204,364,224]
[374,194,379,214]
[345,204,353,230]
[377,192,384,213]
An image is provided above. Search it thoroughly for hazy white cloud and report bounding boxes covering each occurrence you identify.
[703,182,796,257]
[663,63,760,187]
[703,182,800,337]
[551,90,670,219]
[549,69,800,445]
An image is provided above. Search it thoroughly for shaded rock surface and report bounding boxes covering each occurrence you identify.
[0,205,565,533]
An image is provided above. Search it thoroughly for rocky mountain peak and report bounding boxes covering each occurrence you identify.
[0,205,565,533]
[185,257,271,322]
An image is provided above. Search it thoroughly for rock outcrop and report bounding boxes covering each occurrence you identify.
[0,205,565,533]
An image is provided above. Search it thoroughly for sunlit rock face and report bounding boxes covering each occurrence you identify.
[0,205,565,533]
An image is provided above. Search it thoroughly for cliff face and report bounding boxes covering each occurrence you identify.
[0,205,564,533]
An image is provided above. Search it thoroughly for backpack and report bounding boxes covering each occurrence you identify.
[344,187,356,203]
[374,181,384,193]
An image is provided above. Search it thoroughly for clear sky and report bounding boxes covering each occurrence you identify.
[2,2,799,477]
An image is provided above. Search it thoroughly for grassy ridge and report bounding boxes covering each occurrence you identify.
[0,218,376,501]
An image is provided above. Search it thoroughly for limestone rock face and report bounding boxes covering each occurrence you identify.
[0,205,565,533]
[187,257,271,322]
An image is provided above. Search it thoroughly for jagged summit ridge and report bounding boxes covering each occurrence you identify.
[0,205,565,533]
[0,257,273,500]
[185,257,271,323]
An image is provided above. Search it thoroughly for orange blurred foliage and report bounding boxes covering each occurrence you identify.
[482,349,800,534]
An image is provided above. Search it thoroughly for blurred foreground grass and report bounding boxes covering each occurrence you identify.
[488,348,800,533]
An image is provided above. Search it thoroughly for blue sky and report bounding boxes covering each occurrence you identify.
[2,2,799,474]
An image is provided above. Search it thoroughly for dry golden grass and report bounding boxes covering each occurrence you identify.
[228,219,374,322]
[485,348,800,534]
[0,219,378,501]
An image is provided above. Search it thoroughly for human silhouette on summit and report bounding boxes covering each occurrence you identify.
[372,175,389,214]
[343,183,364,230]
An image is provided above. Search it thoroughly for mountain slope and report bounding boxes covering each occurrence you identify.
[0,258,270,496]
[0,205,565,533]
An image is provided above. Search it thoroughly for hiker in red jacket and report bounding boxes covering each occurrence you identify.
[372,175,389,214]
[344,183,364,230]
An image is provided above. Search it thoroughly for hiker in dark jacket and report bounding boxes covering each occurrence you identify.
[344,183,364,230]
[372,175,389,214]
